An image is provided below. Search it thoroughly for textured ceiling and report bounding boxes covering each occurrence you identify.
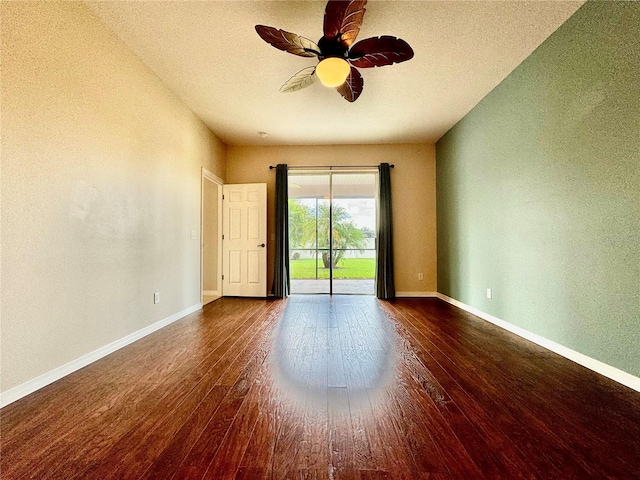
[86,1,584,146]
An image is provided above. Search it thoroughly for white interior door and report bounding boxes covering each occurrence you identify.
[222,183,267,297]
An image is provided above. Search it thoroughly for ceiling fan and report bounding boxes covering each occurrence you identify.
[255,0,414,102]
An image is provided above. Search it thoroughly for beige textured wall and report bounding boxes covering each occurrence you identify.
[226,144,437,294]
[1,2,226,393]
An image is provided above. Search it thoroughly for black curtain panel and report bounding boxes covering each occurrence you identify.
[271,164,290,298]
[376,163,395,300]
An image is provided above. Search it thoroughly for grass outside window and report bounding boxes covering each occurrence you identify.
[290,257,375,279]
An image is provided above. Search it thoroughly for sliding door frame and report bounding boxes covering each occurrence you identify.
[288,167,378,295]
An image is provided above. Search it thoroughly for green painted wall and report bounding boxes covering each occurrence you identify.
[436,2,639,377]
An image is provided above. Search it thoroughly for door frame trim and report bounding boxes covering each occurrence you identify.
[201,168,224,305]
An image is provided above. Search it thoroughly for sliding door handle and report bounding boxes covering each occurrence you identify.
[258,243,266,247]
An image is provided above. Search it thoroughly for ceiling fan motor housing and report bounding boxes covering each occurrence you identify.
[317,35,349,60]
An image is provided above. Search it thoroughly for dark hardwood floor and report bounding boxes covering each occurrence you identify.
[1,296,639,479]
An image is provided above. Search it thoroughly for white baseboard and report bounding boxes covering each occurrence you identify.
[435,293,640,393]
[396,291,438,298]
[0,303,202,408]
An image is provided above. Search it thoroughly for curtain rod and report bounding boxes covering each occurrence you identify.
[269,164,393,170]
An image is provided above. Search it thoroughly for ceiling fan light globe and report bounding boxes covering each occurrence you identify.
[316,58,350,87]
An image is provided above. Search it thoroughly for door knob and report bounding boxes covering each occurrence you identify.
[258,243,266,247]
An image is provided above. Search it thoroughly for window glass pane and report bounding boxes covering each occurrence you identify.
[288,174,330,294]
[332,173,376,295]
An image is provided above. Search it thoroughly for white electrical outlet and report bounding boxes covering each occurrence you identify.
[154,292,160,304]
[190,230,197,239]
[486,288,492,299]
[418,273,424,281]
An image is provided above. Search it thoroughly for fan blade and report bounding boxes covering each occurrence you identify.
[280,67,318,93]
[323,0,367,48]
[348,36,414,68]
[336,66,363,102]
[255,25,320,57]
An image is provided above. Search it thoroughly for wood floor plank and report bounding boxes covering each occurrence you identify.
[201,384,263,480]
[171,335,275,478]
[385,300,604,478]
[2,296,640,479]
[60,300,271,480]
[364,388,423,480]
[140,385,230,480]
[327,386,355,479]
[383,303,538,478]
[272,301,325,479]
[77,308,272,479]
[236,403,278,478]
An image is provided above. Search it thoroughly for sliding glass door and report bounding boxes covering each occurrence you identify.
[289,172,331,294]
[330,173,376,294]
[288,170,377,295]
